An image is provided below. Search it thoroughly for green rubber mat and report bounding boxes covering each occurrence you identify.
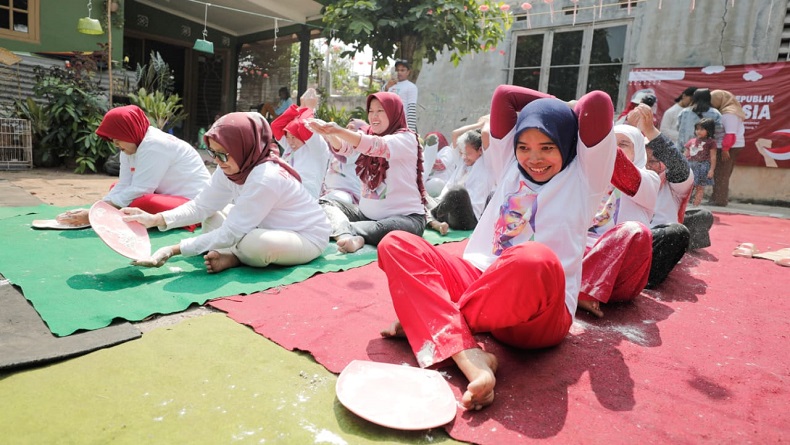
[0,205,469,336]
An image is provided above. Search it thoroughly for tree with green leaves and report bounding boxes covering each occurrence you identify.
[321,0,513,80]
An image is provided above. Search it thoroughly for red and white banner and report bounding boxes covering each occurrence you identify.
[627,62,790,169]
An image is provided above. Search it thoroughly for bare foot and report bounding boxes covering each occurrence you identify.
[452,348,498,410]
[430,220,449,236]
[577,298,604,318]
[204,250,241,273]
[380,320,405,338]
[337,235,365,253]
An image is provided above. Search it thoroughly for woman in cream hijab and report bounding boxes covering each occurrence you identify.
[709,89,746,206]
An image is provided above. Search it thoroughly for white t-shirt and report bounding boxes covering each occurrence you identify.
[278,132,331,199]
[334,131,424,220]
[659,103,683,147]
[440,151,495,219]
[387,80,418,132]
[720,113,746,148]
[161,163,331,257]
[429,145,461,183]
[422,140,440,182]
[586,169,660,246]
[105,127,211,207]
[463,127,616,317]
[322,150,361,202]
[651,172,694,226]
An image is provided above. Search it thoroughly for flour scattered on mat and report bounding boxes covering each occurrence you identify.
[300,421,347,445]
[168,266,184,273]
[230,426,258,441]
[572,319,650,346]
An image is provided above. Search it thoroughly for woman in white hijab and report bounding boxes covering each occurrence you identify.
[578,123,661,318]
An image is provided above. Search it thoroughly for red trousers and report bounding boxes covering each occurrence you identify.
[580,221,652,304]
[108,183,195,231]
[377,231,571,368]
[129,194,196,232]
[129,193,190,214]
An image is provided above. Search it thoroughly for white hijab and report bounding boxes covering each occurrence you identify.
[614,124,647,169]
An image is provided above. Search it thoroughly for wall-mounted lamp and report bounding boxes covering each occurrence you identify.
[193,3,214,54]
[77,0,104,35]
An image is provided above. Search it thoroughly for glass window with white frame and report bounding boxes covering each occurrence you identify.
[511,23,628,105]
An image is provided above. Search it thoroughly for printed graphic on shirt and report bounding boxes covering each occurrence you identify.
[363,181,388,200]
[327,156,350,178]
[492,181,537,255]
[689,142,704,157]
[589,187,621,235]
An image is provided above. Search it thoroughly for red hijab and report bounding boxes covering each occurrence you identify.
[356,92,426,203]
[424,131,449,150]
[96,105,150,145]
[284,107,314,143]
[204,112,300,185]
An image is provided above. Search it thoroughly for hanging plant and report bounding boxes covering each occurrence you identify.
[102,0,124,29]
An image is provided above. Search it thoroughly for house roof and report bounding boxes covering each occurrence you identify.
[135,0,326,37]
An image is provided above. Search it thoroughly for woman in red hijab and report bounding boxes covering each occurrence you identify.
[122,112,330,273]
[308,92,426,254]
[56,105,211,229]
[270,99,331,199]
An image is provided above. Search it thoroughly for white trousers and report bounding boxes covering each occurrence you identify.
[203,206,324,267]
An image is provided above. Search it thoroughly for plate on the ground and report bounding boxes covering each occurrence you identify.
[336,360,456,430]
[31,219,90,230]
[88,201,151,261]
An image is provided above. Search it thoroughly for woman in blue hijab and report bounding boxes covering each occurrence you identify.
[376,85,618,411]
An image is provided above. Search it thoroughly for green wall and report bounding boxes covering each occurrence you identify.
[125,1,236,52]
[0,0,122,61]
[0,1,238,64]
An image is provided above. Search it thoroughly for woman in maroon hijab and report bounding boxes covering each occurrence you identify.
[309,92,426,253]
[56,105,210,229]
[122,112,330,273]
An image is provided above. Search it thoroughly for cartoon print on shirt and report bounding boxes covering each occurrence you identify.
[328,155,346,177]
[589,187,621,235]
[492,181,537,255]
[689,141,705,157]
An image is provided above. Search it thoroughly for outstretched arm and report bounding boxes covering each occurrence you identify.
[306,119,362,151]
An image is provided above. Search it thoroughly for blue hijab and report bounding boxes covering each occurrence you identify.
[513,98,578,184]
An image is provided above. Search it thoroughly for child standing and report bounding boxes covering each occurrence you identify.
[684,118,717,206]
